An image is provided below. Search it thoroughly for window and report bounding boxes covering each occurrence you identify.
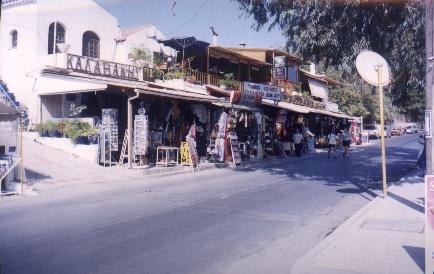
[48,22,65,54]
[82,31,100,58]
[10,30,17,49]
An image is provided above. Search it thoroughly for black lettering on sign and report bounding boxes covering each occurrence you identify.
[85,58,91,73]
[94,61,101,75]
[75,56,82,71]
[103,62,111,76]
[120,65,127,78]
[67,54,74,69]
[113,64,119,77]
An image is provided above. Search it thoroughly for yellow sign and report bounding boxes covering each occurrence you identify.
[180,142,191,165]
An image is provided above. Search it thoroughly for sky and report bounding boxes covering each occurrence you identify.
[94,0,286,48]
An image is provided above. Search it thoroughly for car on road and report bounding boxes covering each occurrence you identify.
[363,124,380,139]
[391,126,404,136]
[405,124,419,134]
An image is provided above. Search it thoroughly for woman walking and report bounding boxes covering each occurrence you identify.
[293,129,303,157]
[342,129,351,158]
[327,130,338,159]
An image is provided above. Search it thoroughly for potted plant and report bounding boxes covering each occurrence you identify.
[46,121,60,137]
[84,127,99,145]
[219,73,239,90]
[36,123,48,137]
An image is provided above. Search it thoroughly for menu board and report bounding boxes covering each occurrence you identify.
[228,132,242,167]
[186,136,199,167]
[101,109,118,151]
[134,115,149,156]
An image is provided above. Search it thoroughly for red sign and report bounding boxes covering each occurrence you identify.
[230,90,262,106]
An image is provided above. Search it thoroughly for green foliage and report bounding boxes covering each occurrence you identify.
[219,73,240,90]
[234,0,425,120]
[62,120,92,141]
[128,48,152,68]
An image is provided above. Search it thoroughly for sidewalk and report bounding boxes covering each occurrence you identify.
[292,170,425,274]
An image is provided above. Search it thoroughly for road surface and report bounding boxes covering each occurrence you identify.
[0,134,421,274]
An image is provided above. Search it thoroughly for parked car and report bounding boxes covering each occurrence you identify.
[391,126,404,136]
[363,124,380,139]
[406,124,419,134]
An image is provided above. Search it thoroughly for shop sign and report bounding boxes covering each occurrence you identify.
[67,54,139,80]
[287,64,298,83]
[243,82,282,101]
[230,90,262,106]
[425,175,434,274]
[273,67,287,80]
[180,142,191,165]
[274,56,286,67]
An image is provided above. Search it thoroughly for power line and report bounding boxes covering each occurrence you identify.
[166,0,211,37]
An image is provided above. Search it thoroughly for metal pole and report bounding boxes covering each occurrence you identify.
[377,65,388,198]
[128,91,140,169]
[19,115,24,195]
[426,0,434,175]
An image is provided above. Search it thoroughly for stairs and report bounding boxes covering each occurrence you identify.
[0,81,29,127]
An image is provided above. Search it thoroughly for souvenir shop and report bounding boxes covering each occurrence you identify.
[207,105,259,164]
[128,93,214,167]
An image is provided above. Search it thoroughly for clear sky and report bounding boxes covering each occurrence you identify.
[94,0,286,48]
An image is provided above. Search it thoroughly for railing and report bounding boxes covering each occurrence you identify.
[0,84,19,111]
[142,67,244,91]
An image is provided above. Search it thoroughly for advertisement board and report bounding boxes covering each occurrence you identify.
[273,67,287,80]
[243,82,282,101]
[230,90,262,106]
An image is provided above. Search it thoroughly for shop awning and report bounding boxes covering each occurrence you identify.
[308,78,328,99]
[135,87,218,103]
[212,101,252,111]
[36,74,108,95]
[262,99,310,114]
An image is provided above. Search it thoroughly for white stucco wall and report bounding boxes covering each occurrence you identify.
[0,0,175,125]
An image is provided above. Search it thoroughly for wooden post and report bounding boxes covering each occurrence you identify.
[19,115,24,195]
[377,65,387,198]
[207,47,210,85]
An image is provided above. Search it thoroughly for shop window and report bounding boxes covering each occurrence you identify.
[82,31,100,59]
[10,30,17,49]
[48,22,66,54]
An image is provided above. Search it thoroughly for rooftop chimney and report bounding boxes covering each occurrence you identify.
[310,63,316,74]
[210,26,219,46]
[212,34,218,46]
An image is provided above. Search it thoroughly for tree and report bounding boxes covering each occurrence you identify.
[128,48,152,68]
[233,0,425,121]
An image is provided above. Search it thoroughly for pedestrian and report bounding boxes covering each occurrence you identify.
[327,130,338,159]
[342,129,351,158]
[293,129,303,157]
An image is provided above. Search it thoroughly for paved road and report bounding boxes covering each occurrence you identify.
[0,134,421,274]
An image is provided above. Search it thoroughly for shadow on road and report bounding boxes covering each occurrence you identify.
[234,138,421,202]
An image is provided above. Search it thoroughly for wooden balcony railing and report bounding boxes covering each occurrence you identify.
[143,67,244,92]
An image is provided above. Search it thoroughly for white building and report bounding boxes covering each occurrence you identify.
[0,0,175,123]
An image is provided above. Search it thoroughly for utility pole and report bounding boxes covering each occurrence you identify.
[427,0,434,175]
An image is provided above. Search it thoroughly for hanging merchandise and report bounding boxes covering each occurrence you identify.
[191,104,208,123]
[186,123,199,167]
[213,111,228,162]
[133,115,149,156]
[101,109,119,151]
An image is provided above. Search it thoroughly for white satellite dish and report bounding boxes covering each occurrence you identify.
[356,51,391,87]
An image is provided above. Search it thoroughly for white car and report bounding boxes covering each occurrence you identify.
[405,125,418,134]
[364,125,380,139]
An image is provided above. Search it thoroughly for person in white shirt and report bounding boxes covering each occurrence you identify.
[327,130,338,159]
[342,129,351,158]
[293,129,303,157]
